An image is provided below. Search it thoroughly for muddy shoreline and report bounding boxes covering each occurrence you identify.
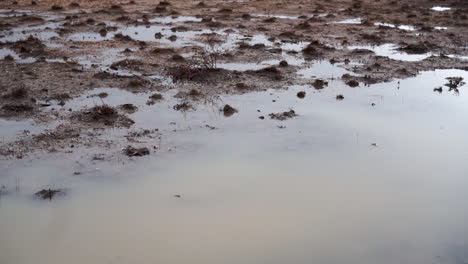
[0,0,467,160]
[2,2,468,262]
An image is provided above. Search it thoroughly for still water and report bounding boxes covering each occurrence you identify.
[1,68,468,264]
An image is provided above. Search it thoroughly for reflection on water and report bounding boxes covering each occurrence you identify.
[374,22,416,31]
[348,44,433,62]
[1,68,468,264]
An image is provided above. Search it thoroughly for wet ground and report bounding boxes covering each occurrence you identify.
[1,0,468,263]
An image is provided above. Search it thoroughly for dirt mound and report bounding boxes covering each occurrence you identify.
[222,104,237,116]
[74,105,135,127]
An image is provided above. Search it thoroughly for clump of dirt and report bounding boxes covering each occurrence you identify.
[235,82,250,90]
[171,54,185,62]
[269,110,297,120]
[147,93,163,105]
[302,45,321,57]
[279,60,289,67]
[1,103,34,115]
[218,8,233,13]
[75,104,134,127]
[50,93,71,102]
[154,6,167,13]
[167,66,202,81]
[35,188,65,200]
[297,91,306,98]
[173,101,193,111]
[2,87,28,99]
[297,22,311,29]
[346,79,360,87]
[3,54,14,61]
[279,31,300,40]
[87,104,115,117]
[312,79,328,89]
[158,1,171,7]
[123,146,150,157]
[303,41,335,59]
[10,36,46,57]
[96,92,108,98]
[241,13,251,20]
[336,94,344,100]
[154,32,163,39]
[239,42,266,50]
[50,5,63,11]
[251,66,282,80]
[125,129,158,142]
[153,48,175,54]
[127,79,147,88]
[263,17,276,23]
[0,84,37,117]
[114,33,133,41]
[222,104,237,116]
[111,59,143,70]
[188,89,201,96]
[171,26,189,32]
[398,42,436,54]
[119,104,138,113]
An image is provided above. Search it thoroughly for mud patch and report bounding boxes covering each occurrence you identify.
[74,104,134,128]
[123,145,150,157]
[269,109,297,120]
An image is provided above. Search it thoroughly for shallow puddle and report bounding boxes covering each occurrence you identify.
[71,48,136,72]
[296,60,354,79]
[0,48,36,63]
[331,18,362,24]
[431,6,451,12]
[148,16,203,24]
[348,44,433,62]
[447,54,468,61]
[253,14,300,20]
[0,9,32,18]
[0,119,47,143]
[0,22,61,43]
[2,67,468,264]
[374,22,415,31]
[218,54,305,71]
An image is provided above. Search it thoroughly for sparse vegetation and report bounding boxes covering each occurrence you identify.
[35,189,65,200]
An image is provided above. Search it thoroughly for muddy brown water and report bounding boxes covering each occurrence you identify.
[1,66,468,264]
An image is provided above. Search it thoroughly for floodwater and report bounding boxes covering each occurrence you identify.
[2,65,468,264]
[2,8,468,264]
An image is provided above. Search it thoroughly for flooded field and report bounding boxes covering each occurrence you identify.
[1,0,468,263]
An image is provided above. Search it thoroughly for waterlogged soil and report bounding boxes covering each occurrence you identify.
[1,1,468,263]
